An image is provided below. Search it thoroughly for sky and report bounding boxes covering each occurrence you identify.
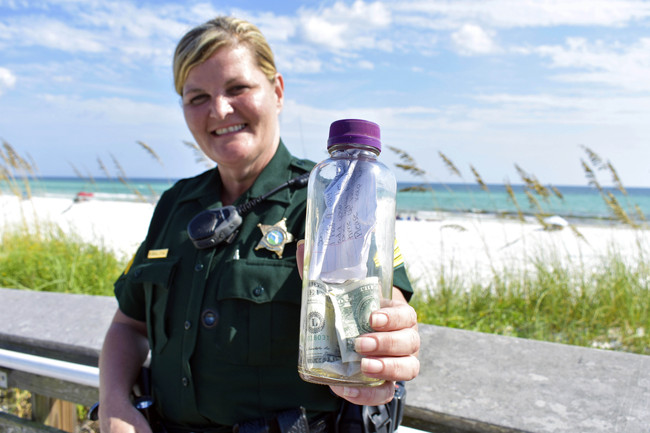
[1,0,650,187]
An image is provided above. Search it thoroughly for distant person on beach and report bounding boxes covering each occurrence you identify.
[98,16,419,433]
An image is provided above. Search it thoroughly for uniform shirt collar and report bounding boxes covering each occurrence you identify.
[180,140,295,208]
[241,140,294,205]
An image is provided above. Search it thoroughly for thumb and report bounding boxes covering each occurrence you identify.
[296,239,305,280]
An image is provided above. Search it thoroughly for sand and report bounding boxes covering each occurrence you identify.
[2,195,648,293]
[395,212,649,292]
[0,196,154,259]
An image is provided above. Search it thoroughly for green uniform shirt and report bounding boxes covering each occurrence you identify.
[114,141,413,427]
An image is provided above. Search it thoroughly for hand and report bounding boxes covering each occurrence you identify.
[331,295,420,405]
[296,240,421,406]
[99,310,151,433]
[99,398,153,433]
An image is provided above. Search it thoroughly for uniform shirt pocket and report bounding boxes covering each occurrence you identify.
[215,258,302,365]
[129,257,180,353]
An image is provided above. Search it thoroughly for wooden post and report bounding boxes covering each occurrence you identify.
[32,394,77,433]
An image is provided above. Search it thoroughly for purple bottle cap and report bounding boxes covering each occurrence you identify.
[327,119,381,151]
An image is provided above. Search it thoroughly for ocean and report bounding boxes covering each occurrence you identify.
[4,176,650,225]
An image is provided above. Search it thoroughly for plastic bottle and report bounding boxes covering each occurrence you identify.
[298,119,397,387]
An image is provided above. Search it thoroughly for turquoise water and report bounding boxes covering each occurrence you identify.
[9,177,173,202]
[4,176,649,224]
[396,183,650,223]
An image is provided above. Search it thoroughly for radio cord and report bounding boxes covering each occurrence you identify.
[236,172,310,216]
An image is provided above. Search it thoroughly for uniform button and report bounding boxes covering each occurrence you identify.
[201,309,218,328]
[184,321,191,330]
[253,286,265,297]
[133,269,142,277]
[182,377,189,387]
[195,263,204,272]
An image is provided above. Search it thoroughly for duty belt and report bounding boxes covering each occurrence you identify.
[160,408,334,433]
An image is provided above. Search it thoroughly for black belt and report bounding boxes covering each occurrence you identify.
[160,409,335,433]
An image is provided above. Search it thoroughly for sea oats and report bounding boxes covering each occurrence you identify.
[137,140,164,167]
[182,140,213,168]
[98,157,112,180]
[470,165,488,192]
[439,151,462,178]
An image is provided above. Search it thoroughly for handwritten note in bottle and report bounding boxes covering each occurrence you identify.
[298,119,397,386]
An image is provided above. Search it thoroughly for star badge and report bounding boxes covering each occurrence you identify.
[255,218,294,258]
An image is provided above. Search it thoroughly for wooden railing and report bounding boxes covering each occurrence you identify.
[1,287,649,433]
[0,348,98,432]
[0,288,113,433]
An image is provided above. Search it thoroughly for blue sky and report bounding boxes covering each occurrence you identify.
[1,0,650,187]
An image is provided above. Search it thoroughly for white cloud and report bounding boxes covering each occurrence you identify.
[474,92,650,127]
[248,13,297,42]
[451,24,499,55]
[282,87,650,186]
[300,15,348,50]
[390,0,650,28]
[0,67,17,95]
[39,94,181,126]
[535,37,650,91]
[279,54,323,74]
[75,2,189,40]
[0,0,29,9]
[72,3,191,65]
[0,16,105,53]
[358,60,375,70]
[0,2,195,66]
[299,0,392,51]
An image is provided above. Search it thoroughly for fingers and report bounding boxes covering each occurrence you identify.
[354,301,421,383]
[360,354,420,382]
[357,302,420,358]
[296,240,305,280]
[330,380,397,406]
[370,301,418,332]
[355,328,420,357]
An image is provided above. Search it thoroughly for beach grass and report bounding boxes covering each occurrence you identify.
[410,248,650,355]
[0,222,125,296]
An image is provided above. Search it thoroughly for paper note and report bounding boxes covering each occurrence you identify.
[308,158,377,283]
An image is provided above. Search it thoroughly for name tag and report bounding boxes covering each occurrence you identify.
[147,249,169,259]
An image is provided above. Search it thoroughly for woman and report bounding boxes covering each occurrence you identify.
[98,16,420,433]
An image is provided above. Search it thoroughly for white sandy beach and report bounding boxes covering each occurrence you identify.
[0,196,155,260]
[1,195,649,293]
[396,212,650,292]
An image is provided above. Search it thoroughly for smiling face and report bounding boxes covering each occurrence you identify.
[181,44,284,179]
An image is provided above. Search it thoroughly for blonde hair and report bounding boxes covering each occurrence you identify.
[173,16,277,95]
